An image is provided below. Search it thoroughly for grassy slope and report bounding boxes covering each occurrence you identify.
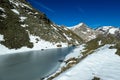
[83,34,120,56]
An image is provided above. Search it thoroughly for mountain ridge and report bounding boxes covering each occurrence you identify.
[71,22,100,42]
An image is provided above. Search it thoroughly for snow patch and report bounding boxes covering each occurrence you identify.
[71,23,84,30]
[65,44,85,60]
[75,23,84,27]
[0,7,5,12]
[98,40,102,45]
[0,34,4,41]
[63,33,72,41]
[35,12,38,14]
[0,14,7,18]
[21,24,28,27]
[29,35,68,50]
[9,0,19,7]
[11,9,20,15]
[67,27,73,29]
[51,24,58,31]
[28,12,34,15]
[64,27,68,31]
[0,7,7,18]
[75,40,79,44]
[108,28,119,34]
[22,4,32,10]
[53,27,58,31]
[100,26,112,31]
[19,16,27,22]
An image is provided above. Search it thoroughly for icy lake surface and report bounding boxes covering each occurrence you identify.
[0,47,75,80]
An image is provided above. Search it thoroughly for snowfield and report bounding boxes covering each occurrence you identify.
[54,45,120,80]
[64,44,85,60]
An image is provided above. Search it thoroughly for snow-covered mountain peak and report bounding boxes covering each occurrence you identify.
[97,26,120,34]
[74,22,84,27]
[71,22,87,30]
[71,22,99,42]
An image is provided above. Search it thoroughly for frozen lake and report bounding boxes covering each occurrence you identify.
[0,47,75,80]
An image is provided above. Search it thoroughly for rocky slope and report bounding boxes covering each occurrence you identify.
[69,23,120,57]
[71,23,100,42]
[0,0,83,54]
[95,26,120,55]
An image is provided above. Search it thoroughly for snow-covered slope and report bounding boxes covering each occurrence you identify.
[45,44,85,80]
[54,44,120,80]
[71,23,99,42]
[0,38,68,55]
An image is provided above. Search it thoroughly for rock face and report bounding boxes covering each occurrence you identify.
[0,0,83,50]
[71,23,99,42]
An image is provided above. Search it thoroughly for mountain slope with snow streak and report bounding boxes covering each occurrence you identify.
[0,0,83,55]
[71,23,99,42]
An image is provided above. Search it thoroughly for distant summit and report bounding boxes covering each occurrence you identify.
[71,23,99,42]
[96,26,120,35]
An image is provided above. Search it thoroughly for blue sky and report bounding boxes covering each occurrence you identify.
[27,0,120,28]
